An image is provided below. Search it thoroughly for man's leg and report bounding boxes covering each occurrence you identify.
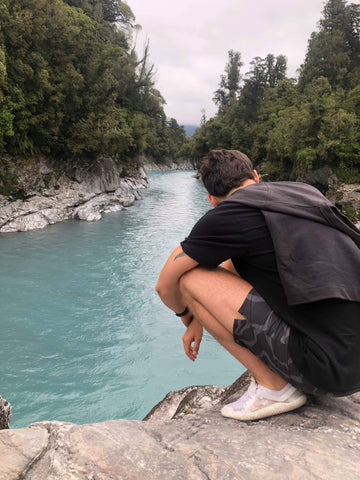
[179,266,287,389]
[179,266,307,420]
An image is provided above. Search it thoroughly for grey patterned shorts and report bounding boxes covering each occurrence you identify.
[233,288,321,394]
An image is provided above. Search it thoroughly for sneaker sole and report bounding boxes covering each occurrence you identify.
[221,393,307,421]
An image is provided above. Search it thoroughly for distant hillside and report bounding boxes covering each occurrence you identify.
[183,125,198,137]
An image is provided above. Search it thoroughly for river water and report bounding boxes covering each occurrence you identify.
[0,170,244,428]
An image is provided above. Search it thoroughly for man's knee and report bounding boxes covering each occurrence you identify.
[179,266,208,296]
[179,267,197,294]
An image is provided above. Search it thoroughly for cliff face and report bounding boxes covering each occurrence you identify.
[0,156,148,233]
[1,373,360,480]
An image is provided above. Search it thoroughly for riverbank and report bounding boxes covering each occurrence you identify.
[142,158,195,171]
[0,156,196,233]
[0,156,147,233]
[1,156,359,233]
[1,372,359,479]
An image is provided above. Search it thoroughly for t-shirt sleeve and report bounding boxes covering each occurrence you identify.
[180,206,248,268]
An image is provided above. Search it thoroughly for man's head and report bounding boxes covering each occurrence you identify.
[199,149,256,198]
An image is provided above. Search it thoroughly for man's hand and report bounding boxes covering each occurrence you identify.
[182,318,203,361]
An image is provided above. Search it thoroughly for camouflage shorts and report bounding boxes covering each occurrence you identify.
[233,288,321,395]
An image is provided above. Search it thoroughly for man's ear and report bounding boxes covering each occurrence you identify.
[253,170,260,183]
[206,194,219,207]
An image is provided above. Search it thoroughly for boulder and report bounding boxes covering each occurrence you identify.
[1,373,360,479]
[300,166,338,194]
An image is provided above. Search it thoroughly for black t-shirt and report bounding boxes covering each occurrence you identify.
[181,197,360,394]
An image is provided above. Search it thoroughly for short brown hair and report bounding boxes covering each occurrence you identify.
[199,150,254,197]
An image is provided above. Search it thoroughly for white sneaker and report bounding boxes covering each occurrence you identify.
[221,378,307,421]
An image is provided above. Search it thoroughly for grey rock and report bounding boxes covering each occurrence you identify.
[1,373,360,479]
[300,166,338,192]
[327,181,360,227]
[142,157,195,171]
[0,157,148,233]
[72,182,137,222]
[2,212,50,232]
[297,166,360,227]
[0,396,12,430]
[73,156,124,194]
[144,384,228,421]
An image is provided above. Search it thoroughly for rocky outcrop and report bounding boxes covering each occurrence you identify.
[299,166,360,228]
[142,157,195,171]
[300,166,338,194]
[327,181,360,228]
[0,156,148,233]
[0,396,12,430]
[1,372,360,479]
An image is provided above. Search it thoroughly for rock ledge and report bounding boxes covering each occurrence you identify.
[1,373,359,479]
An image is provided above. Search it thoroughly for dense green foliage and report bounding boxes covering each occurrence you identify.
[1,0,359,184]
[190,0,360,183]
[0,0,187,161]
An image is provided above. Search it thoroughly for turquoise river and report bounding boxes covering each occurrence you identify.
[0,170,244,429]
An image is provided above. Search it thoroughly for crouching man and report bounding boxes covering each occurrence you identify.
[155,149,360,421]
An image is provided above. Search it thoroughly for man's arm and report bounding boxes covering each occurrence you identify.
[156,245,203,361]
[155,245,198,324]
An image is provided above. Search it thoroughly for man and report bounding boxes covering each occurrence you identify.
[155,149,360,421]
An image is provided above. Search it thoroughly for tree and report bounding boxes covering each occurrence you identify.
[189,0,360,185]
[101,0,135,25]
[0,0,188,163]
[234,54,287,124]
[63,0,135,26]
[299,0,360,88]
[0,43,14,150]
[213,50,243,107]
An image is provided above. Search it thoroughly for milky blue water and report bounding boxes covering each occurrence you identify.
[0,170,244,429]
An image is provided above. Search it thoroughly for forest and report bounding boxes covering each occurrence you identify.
[0,0,187,161]
[0,0,359,186]
[191,0,360,184]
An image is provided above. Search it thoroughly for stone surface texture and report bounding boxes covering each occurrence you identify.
[142,157,195,171]
[1,372,360,479]
[0,156,148,233]
[0,396,12,429]
[327,181,360,228]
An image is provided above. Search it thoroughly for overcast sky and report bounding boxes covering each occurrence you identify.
[128,0,327,125]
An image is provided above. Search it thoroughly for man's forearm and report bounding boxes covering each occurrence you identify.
[155,245,199,316]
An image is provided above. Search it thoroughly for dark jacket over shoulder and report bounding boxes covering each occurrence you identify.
[230,182,360,305]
